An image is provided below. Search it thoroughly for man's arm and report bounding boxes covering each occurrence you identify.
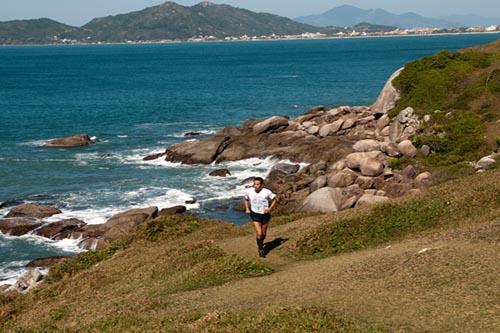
[244,198,251,214]
[265,197,277,214]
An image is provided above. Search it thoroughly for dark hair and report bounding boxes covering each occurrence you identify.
[253,177,264,184]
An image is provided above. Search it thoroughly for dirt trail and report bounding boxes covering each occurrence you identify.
[162,218,500,332]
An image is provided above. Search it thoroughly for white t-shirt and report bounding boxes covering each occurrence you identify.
[245,188,276,214]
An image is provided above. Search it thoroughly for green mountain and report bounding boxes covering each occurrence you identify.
[82,1,320,42]
[351,22,397,33]
[0,1,323,44]
[0,18,81,44]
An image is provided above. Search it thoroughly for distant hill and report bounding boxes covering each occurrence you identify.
[81,1,320,42]
[295,5,459,29]
[0,1,322,45]
[0,18,83,44]
[351,22,397,33]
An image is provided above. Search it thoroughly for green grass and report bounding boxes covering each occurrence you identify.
[288,170,500,258]
[386,43,500,176]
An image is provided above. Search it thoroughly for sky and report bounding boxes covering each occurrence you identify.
[1,0,499,26]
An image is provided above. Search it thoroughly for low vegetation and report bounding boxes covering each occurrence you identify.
[389,41,500,171]
[287,169,499,258]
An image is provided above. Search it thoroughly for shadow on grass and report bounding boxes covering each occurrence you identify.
[264,237,288,255]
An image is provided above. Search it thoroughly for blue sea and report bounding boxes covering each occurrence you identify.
[1,33,499,284]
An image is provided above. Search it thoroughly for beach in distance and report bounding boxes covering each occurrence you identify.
[0,32,499,284]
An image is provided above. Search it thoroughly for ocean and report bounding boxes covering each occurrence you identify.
[1,33,499,284]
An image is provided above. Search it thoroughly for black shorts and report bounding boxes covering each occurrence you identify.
[250,211,271,224]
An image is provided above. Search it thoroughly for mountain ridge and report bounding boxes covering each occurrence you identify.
[295,4,498,28]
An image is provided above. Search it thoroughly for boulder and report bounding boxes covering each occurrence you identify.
[13,269,43,293]
[396,107,415,124]
[341,118,356,130]
[6,204,61,219]
[306,126,320,135]
[78,237,109,251]
[327,171,357,188]
[360,158,384,177]
[26,256,72,268]
[319,124,334,138]
[309,160,327,175]
[376,114,390,130]
[340,196,359,210]
[380,126,390,136]
[389,121,404,143]
[398,140,418,158]
[381,142,400,157]
[353,139,382,152]
[345,151,384,170]
[33,219,86,240]
[302,121,314,129]
[476,155,496,170]
[356,194,389,208]
[297,187,344,213]
[308,105,326,114]
[309,175,327,193]
[164,134,231,164]
[0,218,43,236]
[159,206,187,216]
[371,67,403,114]
[271,163,300,175]
[355,176,376,189]
[143,152,166,161]
[401,165,416,179]
[102,207,159,242]
[42,134,95,148]
[330,119,345,134]
[252,116,289,135]
[209,169,231,177]
[420,145,431,157]
[415,172,432,188]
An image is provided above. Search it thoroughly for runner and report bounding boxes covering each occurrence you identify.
[244,177,277,258]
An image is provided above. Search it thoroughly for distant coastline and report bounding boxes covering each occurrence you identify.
[1,30,498,48]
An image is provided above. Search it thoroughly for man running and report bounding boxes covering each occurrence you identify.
[244,177,277,258]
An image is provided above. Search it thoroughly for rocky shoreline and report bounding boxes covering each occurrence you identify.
[1,68,497,294]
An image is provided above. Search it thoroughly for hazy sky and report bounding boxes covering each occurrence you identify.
[1,0,499,26]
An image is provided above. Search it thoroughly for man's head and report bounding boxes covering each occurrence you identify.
[253,177,264,192]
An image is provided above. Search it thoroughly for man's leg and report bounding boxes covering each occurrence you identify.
[252,221,265,257]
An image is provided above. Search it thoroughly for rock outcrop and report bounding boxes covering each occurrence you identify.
[209,169,231,177]
[6,204,61,219]
[371,67,403,114]
[33,218,86,240]
[26,256,72,268]
[42,134,95,148]
[0,217,43,236]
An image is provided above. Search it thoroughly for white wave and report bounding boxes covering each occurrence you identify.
[0,233,80,253]
[172,129,218,138]
[0,260,30,286]
[142,188,200,210]
[117,135,129,138]
[274,75,299,78]
[135,121,202,129]
[18,139,52,147]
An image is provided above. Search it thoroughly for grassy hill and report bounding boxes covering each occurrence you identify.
[388,40,500,177]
